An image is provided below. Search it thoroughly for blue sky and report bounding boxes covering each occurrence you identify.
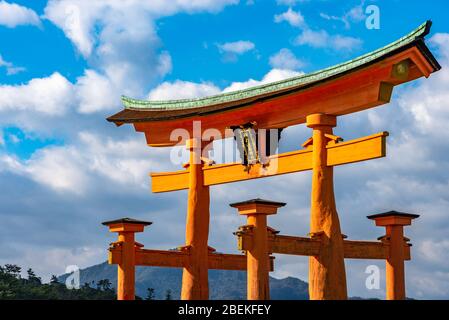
[1,0,449,299]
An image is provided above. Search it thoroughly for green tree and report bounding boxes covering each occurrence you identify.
[4,264,21,278]
[50,275,59,284]
[165,289,172,300]
[96,279,112,291]
[27,268,42,285]
[146,288,155,300]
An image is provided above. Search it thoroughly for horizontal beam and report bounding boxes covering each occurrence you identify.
[270,235,321,256]
[136,249,188,267]
[343,240,411,260]
[151,132,389,193]
[109,248,264,271]
[237,233,411,260]
[208,253,247,271]
[343,240,388,260]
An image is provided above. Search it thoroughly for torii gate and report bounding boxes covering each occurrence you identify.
[104,21,440,300]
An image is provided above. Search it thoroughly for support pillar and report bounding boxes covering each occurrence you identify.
[368,211,419,300]
[102,218,151,300]
[231,199,285,300]
[306,113,347,300]
[181,138,211,300]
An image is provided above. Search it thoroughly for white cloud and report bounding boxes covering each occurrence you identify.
[269,48,304,70]
[44,0,236,104]
[147,68,303,100]
[0,0,41,28]
[320,1,366,29]
[418,240,449,268]
[0,72,74,115]
[0,54,25,75]
[273,5,363,53]
[148,80,220,100]
[44,0,238,58]
[276,0,305,5]
[223,68,303,92]
[274,8,305,27]
[0,130,165,194]
[217,40,255,54]
[295,29,362,51]
[295,29,328,47]
[75,69,119,114]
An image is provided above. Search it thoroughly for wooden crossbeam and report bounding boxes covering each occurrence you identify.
[236,233,411,260]
[343,240,411,260]
[151,132,388,193]
[270,235,321,256]
[109,247,274,271]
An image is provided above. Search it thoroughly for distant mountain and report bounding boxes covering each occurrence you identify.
[59,262,309,300]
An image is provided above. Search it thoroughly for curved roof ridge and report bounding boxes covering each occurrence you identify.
[121,21,433,111]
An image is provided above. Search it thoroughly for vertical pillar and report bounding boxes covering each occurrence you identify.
[181,138,211,300]
[306,113,347,300]
[368,211,419,300]
[231,199,285,300]
[102,218,151,300]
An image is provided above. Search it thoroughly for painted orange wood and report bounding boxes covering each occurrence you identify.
[307,114,347,300]
[117,232,135,300]
[151,132,388,193]
[233,231,411,260]
[386,225,406,300]
[181,138,211,300]
[232,201,285,300]
[269,235,321,256]
[136,249,189,267]
[208,253,247,271]
[133,48,428,147]
[246,214,271,300]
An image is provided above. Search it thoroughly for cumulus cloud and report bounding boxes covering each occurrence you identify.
[276,0,305,5]
[0,0,41,28]
[269,48,304,70]
[148,80,220,101]
[43,0,236,111]
[320,1,366,29]
[75,69,119,114]
[44,0,238,57]
[274,8,305,27]
[295,29,362,51]
[148,68,303,101]
[223,68,303,92]
[0,54,25,75]
[216,40,256,62]
[273,5,363,53]
[0,130,168,194]
[217,40,255,54]
[0,72,74,116]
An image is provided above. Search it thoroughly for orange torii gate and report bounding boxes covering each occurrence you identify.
[231,200,418,300]
[104,21,440,300]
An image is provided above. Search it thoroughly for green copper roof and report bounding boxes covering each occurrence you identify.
[120,21,438,112]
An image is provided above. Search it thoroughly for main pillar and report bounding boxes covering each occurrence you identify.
[306,113,347,300]
[368,211,419,300]
[181,138,211,300]
[102,218,151,300]
[231,199,285,300]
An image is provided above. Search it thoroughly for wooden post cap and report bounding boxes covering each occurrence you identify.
[230,198,286,216]
[102,217,152,233]
[306,114,337,128]
[367,211,420,227]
